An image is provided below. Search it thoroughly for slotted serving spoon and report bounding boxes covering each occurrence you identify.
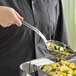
[22,21,76,60]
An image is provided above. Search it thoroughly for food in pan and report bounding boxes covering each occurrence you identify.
[48,41,74,58]
[41,60,76,76]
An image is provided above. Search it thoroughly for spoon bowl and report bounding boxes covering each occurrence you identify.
[46,40,76,60]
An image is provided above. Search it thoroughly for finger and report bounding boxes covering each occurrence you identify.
[15,10,23,21]
[14,16,22,27]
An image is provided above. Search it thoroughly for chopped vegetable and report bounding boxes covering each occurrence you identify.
[41,60,76,76]
[72,68,76,71]
[48,41,74,58]
[51,68,58,72]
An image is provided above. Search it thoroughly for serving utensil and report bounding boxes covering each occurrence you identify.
[22,21,76,60]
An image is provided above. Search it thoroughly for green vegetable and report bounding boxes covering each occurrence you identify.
[41,65,46,69]
[58,47,60,51]
[54,46,57,50]
[56,41,66,47]
[66,72,70,74]
[69,50,74,54]
[72,68,76,71]
[51,68,58,72]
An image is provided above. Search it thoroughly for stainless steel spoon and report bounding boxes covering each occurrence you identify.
[22,21,48,44]
[22,21,76,60]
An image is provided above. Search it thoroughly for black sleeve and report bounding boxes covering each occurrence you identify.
[53,0,69,46]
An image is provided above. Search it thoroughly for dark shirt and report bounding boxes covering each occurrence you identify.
[26,0,32,8]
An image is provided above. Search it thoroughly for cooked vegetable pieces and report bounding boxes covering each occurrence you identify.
[49,43,72,53]
[48,41,74,58]
[41,60,76,76]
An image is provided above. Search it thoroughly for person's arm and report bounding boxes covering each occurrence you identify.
[53,0,69,46]
[0,6,23,27]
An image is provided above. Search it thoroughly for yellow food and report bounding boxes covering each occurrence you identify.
[59,65,70,72]
[48,41,74,58]
[72,70,76,75]
[41,60,76,76]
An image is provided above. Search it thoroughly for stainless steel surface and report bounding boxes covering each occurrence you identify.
[20,58,55,76]
[47,40,76,60]
[38,58,76,76]
[22,21,47,44]
[20,62,35,76]
[20,56,76,76]
[22,21,75,59]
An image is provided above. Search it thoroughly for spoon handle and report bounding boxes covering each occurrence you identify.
[22,21,48,44]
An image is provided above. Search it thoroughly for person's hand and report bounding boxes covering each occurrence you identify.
[0,6,23,27]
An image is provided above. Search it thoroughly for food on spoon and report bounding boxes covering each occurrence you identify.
[41,60,76,76]
[49,43,72,54]
[48,41,74,58]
